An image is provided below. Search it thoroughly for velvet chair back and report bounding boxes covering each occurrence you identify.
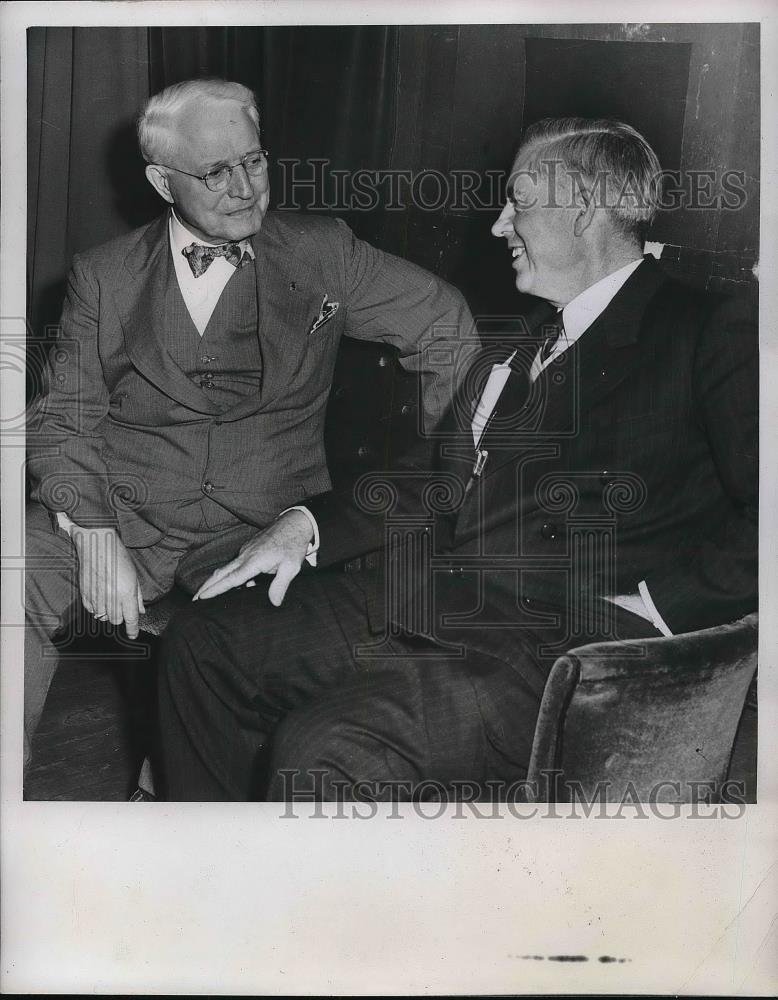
[526,614,758,803]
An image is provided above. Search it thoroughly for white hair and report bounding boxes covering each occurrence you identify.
[137,78,261,164]
[515,117,663,242]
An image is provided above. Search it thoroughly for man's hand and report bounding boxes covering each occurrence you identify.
[70,525,145,639]
[193,510,314,605]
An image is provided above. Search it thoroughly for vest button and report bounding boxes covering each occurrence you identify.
[202,481,214,495]
[540,522,558,539]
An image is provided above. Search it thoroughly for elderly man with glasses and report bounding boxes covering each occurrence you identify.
[24,77,475,770]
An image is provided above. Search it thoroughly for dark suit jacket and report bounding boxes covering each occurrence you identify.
[308,257,758,636]
[28,210,475,548]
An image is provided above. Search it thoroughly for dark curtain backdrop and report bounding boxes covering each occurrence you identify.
[28,23,760,352]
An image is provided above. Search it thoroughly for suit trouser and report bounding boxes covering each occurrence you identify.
[23,499,259,770]
[157,567,659,801]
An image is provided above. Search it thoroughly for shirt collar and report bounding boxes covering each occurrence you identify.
[561,257,644,342]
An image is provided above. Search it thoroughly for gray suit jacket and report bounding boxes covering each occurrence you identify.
[28,210,476,548]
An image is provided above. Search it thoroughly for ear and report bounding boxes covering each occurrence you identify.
[572,179,597,237]
[145,164,174,205]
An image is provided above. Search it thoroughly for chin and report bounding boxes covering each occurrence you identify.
[225,210,265,241]
[514,274,534,297]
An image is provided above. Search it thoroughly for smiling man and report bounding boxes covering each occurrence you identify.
[156,117,757,803]
[24,78,474,771]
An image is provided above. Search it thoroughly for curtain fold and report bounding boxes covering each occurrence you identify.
[27,26,153,340]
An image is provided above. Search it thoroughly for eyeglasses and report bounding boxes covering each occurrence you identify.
[158,149,269,192]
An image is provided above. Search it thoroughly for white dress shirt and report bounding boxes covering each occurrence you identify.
[168,210,255,335]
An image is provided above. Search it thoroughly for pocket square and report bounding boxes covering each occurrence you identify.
[308,294,340,335]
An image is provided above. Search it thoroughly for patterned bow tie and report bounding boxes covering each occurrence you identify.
[182,241,251,278]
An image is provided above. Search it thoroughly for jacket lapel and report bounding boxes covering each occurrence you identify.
[569,255,669,418]
[481,256,670,480]
[218,213,330,422]
[115,213,222,414]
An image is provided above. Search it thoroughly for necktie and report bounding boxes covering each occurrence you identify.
[182,241,250,278]
[539,315,565,364]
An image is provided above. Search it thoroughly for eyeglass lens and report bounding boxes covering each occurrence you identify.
[205,151,267,191]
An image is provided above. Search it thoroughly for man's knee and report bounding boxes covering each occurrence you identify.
[157,598,254,702]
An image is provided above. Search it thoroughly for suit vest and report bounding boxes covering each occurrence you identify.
[163,252,263,410]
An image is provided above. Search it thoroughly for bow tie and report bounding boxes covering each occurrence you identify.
[182,241,251,278]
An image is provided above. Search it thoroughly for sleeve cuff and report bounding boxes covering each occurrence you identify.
[55,511,76,537]
[638,580,674,637]
[279,505,320,567]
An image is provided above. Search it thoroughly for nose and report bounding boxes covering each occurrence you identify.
[228,163,254,199]
[491,200,515,238]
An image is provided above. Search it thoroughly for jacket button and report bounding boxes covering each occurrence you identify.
[540,522,558,540]
[378,354,390,367]
[201,380,215,389]
[357,445,371,459]
[449,566,463,577]
[202,481,214,495]
[400,404,413,416]
[599,470,610,485]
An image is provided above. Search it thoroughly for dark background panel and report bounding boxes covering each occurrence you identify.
[523,38,690,171]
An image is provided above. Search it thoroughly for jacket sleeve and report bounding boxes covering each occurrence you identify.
[305,375,475,568]
[642,292,758,632]
[304,449,462,569]
[27,254,120,530]
[334,218,478,432]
